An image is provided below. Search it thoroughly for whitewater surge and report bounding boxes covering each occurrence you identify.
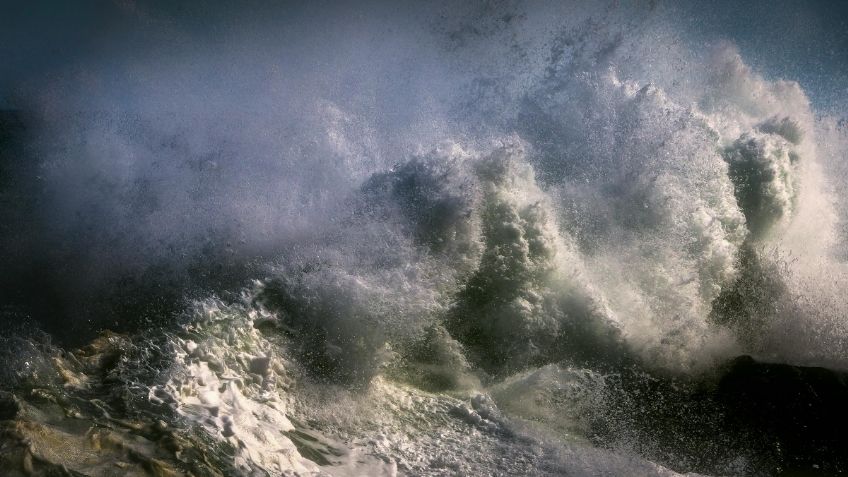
[2,2,848,476]
[252,46,822,381]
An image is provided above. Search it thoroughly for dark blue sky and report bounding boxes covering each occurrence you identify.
[671,0,848,114]
[1,0,846,113]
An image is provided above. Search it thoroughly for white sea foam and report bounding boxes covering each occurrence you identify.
[5,2,848,475]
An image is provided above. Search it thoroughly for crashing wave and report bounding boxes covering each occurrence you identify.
[2,2,848,476]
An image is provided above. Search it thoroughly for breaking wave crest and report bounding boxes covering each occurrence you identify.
[2,2,848,476]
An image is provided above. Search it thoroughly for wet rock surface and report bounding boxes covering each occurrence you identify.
[0,333,235,477]
[715,356,848,475]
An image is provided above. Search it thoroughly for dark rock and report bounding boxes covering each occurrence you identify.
[715,356,848,475]
[0,392,20,421]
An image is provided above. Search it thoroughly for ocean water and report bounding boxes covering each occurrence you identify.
[1,1,847,476]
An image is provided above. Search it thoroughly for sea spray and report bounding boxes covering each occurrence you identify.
[1,2,847,476]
